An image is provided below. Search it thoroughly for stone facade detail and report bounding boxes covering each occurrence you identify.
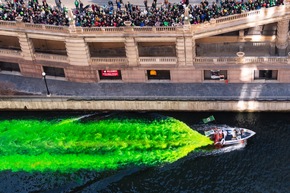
[18,33,34,61]
[184,36,193,66]
[19,62,42,77]
[122,69,146,82]
[65,38,90,66]
[276,19,289,56]
[125,37,138,66]
[192,38,196,58]
[65,66,96,83]
[176,37,185,66]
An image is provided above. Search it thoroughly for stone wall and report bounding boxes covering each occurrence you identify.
[1,98,290,112]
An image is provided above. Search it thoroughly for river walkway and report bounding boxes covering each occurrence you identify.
[1,74,290,111]
[0,74,290,101]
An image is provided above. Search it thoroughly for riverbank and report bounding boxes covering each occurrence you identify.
[1,97,290,111]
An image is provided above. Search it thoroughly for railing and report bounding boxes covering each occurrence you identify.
[0,5,288,35]
[24,23,69,32]
[194,56,288,64]
[91,57,128,65]
[0,48,22,57]
[192,5,290,36]
[215,10,261,24]
[34,53,68,62]
[0,20,16,27]
[83,27,125,33]
[244,57,288,63]
[139,57,177,64]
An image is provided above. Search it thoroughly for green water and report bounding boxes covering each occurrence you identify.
[0,114,212,172]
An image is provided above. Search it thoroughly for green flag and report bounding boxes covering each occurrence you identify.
[202,115,215,124]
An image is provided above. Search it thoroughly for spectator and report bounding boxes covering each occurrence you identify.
[0,0,284,28]
[74,0,79,9]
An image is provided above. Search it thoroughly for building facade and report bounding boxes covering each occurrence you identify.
[0,5,290,83]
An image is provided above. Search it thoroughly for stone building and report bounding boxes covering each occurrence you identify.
[0,5,290,83]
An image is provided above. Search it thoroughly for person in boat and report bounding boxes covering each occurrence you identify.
[214,129,224,144]
[232,129,237,140]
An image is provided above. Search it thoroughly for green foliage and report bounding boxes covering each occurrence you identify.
[0,116,212,172]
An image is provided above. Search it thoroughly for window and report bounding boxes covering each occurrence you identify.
[147,70,170,80]
[99,70,122,80]
[204,70,227,80]
[43,66,65,77]
[0,61,20,72]
[254,70,278,80]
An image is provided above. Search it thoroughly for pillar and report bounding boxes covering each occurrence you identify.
[276,19,289,56]
[239,30,245,38]
[270,42,276,56]
[176,37,186,66]
[125,37,138,66]
[18,32,34,61]
[192,38,196,58]
[66,38,90,66]
[185,36,193,66]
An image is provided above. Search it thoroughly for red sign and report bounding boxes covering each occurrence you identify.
[101,70,119,77]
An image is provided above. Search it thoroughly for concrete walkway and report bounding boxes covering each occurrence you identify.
[1,74,290,101]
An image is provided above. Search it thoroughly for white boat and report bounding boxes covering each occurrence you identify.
[204,126,256,146]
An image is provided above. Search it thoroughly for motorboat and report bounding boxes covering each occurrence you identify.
[204,126,256,146]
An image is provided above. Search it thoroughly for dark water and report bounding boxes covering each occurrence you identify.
[0,111,289,193]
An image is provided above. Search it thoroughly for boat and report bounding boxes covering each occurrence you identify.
[204,126,256,146]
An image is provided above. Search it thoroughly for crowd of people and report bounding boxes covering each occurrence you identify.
[0,0,70,26]
[0,0,285,27]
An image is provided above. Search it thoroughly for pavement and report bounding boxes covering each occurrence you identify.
[1,74,290,101]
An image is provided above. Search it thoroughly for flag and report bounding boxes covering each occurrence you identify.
[202,115,215,124]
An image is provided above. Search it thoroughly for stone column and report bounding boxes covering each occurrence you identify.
[269,42,276,56]
[276,19,289,56]
[192,38,196,58]
[125,37,138,66]
[18,32,34,61]
[184,36,193,66]
[176,37,186,66]
[65,38,90,66]
[239,30,244,38]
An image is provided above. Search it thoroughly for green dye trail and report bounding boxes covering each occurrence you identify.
[0,115,212,172]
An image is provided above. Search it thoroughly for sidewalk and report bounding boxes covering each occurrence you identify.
[1,74,290,101]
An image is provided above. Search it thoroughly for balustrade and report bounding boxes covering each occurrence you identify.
[194,56,288,64]
[34,53,68,62]
[91,57,128,65]
[0,48,22,57]
[0,5,288,36]
[139,57,177,65]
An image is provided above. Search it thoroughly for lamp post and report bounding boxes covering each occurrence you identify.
[42,72,51,97]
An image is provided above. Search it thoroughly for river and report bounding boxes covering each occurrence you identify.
[0,111,289,193]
